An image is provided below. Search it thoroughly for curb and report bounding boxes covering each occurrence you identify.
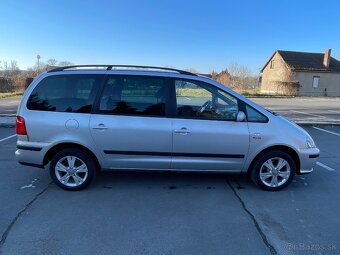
[295,123,340,127]
[0,116,16,128]
[0,122,15,127]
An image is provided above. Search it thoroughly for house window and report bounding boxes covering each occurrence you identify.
[312,76,320,88]
[270,60,275,69]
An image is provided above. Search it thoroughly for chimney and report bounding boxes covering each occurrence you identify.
[323,49,331,68]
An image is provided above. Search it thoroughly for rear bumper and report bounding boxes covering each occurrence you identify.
[297,147,320,174]
[18,161,44,169]
[15,147,45,167]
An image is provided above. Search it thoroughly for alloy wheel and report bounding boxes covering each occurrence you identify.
[259,157,291,188]
[55,156,88,187]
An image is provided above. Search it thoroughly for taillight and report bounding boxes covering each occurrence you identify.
[16,116,27,135]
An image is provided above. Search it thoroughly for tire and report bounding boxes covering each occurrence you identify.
[49,148,96,191]
[251,150,296,191]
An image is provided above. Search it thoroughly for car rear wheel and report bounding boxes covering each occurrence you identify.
[50,148,96,191]
[251,150,295,191]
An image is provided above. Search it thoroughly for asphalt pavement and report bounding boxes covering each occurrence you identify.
[252,97,340,125]
[0,126,339,255]
[0,98,20,116]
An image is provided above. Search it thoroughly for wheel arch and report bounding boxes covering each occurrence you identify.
[43,142,101,170]
[247,145,300,174]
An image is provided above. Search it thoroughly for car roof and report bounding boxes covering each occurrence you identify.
[48,65,196,76]
[44,64,216,84]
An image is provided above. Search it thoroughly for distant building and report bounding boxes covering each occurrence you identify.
[261,49,340,96]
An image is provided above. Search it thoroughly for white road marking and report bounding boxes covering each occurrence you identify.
[20,184,36,190]
[327,110,340,114]
[185,97,192,100]
[290,110,326,119]
[0,134,16,143]
[20,179,38,190]
[316,161,335,171]
[313,127,340,137]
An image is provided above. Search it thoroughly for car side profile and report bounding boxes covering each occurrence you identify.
[15,65,320,191]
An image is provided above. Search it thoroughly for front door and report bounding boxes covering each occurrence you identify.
[90,75,172,169]
[171,79,249,171]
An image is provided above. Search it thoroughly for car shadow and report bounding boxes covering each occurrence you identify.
[91,170,255,191]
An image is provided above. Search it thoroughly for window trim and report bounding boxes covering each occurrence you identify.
[91,74,172,118]
[172,78,242,122]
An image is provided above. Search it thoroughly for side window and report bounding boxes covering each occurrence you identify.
[27,75,101,113]
[99,76,166,117]
[175,80,239,121]
[246,105,268,123]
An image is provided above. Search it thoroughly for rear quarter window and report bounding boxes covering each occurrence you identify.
[27,74,102,113]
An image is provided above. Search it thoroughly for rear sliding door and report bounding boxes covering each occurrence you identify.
[90,75,173,169]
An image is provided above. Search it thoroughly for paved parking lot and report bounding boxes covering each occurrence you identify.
[252,97,340,125]
[0,125,339,254]
[0,97,20,116]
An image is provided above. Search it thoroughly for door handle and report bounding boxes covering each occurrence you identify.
[174,127,190,135]
[92,123,108,130]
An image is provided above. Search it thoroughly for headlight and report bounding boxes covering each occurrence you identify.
[306,136,316,148]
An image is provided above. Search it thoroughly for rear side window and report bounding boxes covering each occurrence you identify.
[99,75,167,117]
[27,75,102,113]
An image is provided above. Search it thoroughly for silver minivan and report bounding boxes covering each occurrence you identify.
[15,65,320,191]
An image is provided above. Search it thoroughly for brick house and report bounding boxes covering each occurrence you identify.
[260,49,340,96]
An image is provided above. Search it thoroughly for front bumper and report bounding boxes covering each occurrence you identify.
[298,147,320,174]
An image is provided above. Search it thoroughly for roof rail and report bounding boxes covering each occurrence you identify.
[48,65,196,76]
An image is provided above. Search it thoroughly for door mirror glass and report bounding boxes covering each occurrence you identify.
[236,111,246,122]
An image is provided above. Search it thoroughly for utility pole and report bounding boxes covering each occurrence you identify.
[37,54,41,70]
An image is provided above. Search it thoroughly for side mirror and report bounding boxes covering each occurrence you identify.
[236,111,246,122]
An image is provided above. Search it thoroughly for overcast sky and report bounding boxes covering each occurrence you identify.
[1,0,339,73]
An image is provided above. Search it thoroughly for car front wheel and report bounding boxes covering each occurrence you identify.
[251,150,296,191]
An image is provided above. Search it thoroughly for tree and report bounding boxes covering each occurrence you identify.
[216,69,231,86]
[58,61,73,66]
[211,70,218,80]
[210,63,259,91]
[27,59,73,75]
[0,60,21,76]
[46,59,58,66]
[227,62,257,89]
[184,68,198,73]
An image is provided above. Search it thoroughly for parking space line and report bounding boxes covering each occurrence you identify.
[327,110,340,114]
[290,110,326,119]
[313,127,340,137]
[0,134,16,143]
[316,162,335,171]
